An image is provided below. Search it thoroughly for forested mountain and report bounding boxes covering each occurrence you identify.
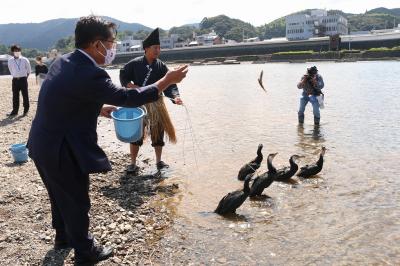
[0,17,151,50]
[0,7,398,53]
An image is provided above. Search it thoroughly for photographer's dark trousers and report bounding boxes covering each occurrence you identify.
[298,94,320,125]
[33,141,94,253]
[11,77,29,114]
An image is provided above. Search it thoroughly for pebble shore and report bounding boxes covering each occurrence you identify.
[0,77,178,265]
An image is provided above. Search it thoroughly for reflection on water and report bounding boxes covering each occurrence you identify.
[100,61,400,264]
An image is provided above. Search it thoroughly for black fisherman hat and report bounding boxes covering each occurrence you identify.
[143,28,160,49]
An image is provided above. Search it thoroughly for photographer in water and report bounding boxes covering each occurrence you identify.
[297,66,324,125]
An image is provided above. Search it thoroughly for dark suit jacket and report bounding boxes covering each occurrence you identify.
[28,50,159,174]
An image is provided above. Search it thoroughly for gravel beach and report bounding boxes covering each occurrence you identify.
[0,76,178,265]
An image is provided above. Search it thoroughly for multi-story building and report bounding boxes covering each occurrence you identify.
[195,30,223,46]
[117,37,143,53]
[286,9,348,40]
[160,34,180,49]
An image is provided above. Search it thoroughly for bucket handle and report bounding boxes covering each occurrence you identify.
[141,106,148,116]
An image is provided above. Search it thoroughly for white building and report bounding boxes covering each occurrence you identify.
[160,34,180,49]
[117,37,143,53]
[195,30,223,46]
[286,9,348,40]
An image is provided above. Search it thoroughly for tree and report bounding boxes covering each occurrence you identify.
[0,44,8,54]
[169,26,199,41]
[224,27,244,42]
[257,17,286,40]
[21,48,41,58]
[54,36,75,53]
[199,15,257,41]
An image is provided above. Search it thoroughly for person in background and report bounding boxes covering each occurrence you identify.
[297,66,324,125]
[27,16,188,265]
[35,56,48,87]
[7,44,31,116]
[120,28,183,174]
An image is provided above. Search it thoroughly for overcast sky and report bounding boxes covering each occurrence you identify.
[0,0,398,28]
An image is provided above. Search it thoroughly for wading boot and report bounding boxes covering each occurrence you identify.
[298,114,304,124]
[314,116,320,126]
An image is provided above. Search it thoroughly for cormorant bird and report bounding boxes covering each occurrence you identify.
[297,147,326,178]
[237,144,263,181]
[249,153,278,197]
[215,174,253,215]
[275,155,303,182]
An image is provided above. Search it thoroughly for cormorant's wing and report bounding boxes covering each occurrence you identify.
[300,164,311,171]
[277,166,290,175]
[216,191,243,213]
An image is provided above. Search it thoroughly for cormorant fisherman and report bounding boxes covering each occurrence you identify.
[120,28,184,174]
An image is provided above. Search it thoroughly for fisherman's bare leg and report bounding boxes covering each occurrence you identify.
[155,146,162,164]
[130,144,140,165]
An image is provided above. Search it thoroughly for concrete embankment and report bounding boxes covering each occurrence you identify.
[114,36,400,64]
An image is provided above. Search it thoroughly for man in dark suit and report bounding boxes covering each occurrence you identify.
[27,16,188,265]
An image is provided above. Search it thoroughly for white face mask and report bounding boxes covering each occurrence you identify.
[14,51,21,58]
[97,41,116,65]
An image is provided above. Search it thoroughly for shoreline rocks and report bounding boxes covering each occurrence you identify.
[0,77,178,265]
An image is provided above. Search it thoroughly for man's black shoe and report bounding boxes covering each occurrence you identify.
[74,244,113,265]
[54,239,70,250]
[54,230,70,250]
[156,161,169,170]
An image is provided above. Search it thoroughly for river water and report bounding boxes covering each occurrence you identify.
[101,61,400,265]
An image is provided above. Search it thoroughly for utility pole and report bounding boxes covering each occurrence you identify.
[348,36,351,50]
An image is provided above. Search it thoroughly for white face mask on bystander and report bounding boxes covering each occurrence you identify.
[96,41,116,65]
[14,51,21,58]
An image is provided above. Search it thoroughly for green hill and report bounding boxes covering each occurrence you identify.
[200,15,258,42]
[367,7,400,17]
[0,17,151,50]
[348,11,399,31]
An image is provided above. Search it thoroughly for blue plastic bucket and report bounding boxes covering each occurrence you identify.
[10,143,28,163]
[111,107,147,143]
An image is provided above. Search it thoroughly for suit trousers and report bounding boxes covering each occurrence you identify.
[33,141,93,252]
[12,77,29,113]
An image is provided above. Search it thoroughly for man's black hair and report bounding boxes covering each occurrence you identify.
[10,44,21,52]
[75,15,117,49]
[307,66,318,75]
